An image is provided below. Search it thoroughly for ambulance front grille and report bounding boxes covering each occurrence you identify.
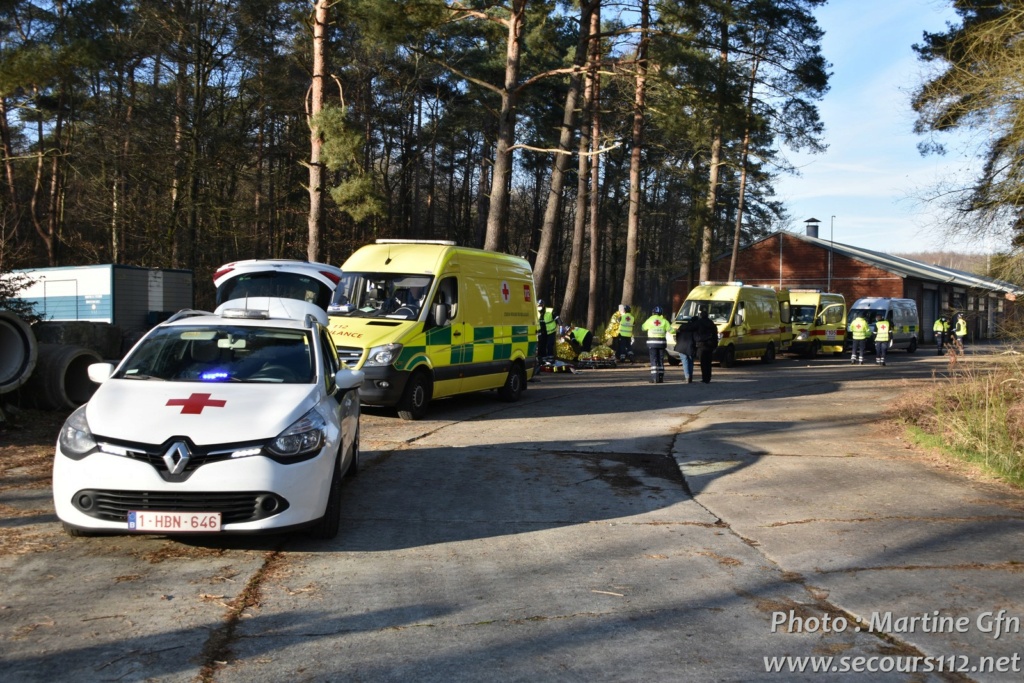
[336,346,364,365]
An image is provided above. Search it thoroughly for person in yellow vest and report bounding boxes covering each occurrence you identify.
[563,323,594,354]
[642,306,671,383]
[932,315,949,356]
[953,312,968,352]
[848,312,871,365]
[873,314,892,366]
[615,305,635,362]
[537,300,559,361]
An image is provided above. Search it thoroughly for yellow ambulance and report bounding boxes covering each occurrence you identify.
[326,240,538,419]
[667,282,792,367]
[788,290,846,357]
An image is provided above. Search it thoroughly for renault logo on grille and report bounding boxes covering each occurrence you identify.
[162,442,191,475]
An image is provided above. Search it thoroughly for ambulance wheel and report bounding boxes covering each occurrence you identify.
[498,362,526,402]
[398,370,432,420]
[908,338,918,353]
[309,449,343,539]
[721,346,736,368]
[761,342,776,364]
[807,341,820,359]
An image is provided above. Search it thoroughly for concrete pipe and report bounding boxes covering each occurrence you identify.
[25,344,102,411]
[0,310,38,395]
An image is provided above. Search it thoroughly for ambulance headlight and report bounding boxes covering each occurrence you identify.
[59,405,97,459]
[797,330,810,341]
[365,343,403,366]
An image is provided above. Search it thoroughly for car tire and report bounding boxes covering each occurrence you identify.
[62,522,92,537]
[761,342,776,364]
[309,450,343,540]
[497,362,526,402]
[721,345,736,368]
[666,355,681,366]
[908,337,918,353]
[397,370,432,420]
[807,341,820,359]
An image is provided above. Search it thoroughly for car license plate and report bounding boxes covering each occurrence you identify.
[127,511,222,532]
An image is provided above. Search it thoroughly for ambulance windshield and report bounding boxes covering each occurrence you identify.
[792,305,817,324]
[675,299,732,324]
[328,273,434,320]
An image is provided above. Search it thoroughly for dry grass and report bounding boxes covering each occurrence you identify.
[891,348,1024,487]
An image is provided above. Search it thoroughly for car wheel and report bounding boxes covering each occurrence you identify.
[309,450,343,540]
[497,362,526,402]
[908,337,918,353]
[721,345,736,368]
[807,341,820,359]
[761,342,776,364]
[62,522,93,537]
[397,370,432,420]
[667,355,681,366]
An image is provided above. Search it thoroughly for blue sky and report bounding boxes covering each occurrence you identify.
[772,0,998,255]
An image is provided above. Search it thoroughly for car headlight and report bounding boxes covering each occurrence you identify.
[365,343,403,366]
[797,330,809,341]
[267,409,326,458]
[58,405,97,459]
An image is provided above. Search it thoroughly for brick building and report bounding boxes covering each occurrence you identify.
[671,230,1022,344]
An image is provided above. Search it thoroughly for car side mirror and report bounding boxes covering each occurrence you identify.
[88,362,115,384]
[335,368,365,391]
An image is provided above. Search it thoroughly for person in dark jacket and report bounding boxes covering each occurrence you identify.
[674,317,698,383]
[694,307,719,384]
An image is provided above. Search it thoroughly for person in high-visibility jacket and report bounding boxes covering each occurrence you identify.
[642,306,671,383]
[537,300,559,360]
[616,305,635,362]
[933,316,949,356]
[873,314,892,366]
[564,324,594,355]
[953,313,968,351]
[950,315,966,348]
[848,313,871,365]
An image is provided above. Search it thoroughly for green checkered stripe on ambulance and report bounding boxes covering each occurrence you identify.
[394,325,534,370]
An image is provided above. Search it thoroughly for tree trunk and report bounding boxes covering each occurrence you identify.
[622,0,649,308]
[561,5,600,325]
[307,0,328,262]
[483,0,526,252]
[534,1,596,301]
[699,17,729,283]
[586,45,601,331]
[728,54,760,281]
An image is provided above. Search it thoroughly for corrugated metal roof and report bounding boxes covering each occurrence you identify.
[780,231,1024,297]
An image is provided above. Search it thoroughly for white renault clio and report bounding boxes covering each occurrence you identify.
[53,297,363,539]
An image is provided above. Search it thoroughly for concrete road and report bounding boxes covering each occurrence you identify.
[2,347,1022,682]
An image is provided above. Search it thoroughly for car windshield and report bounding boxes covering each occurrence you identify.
[116,325,315,384]
[216,271,334,311]
[328,273,434,320]
[675,299,733,324]
[792,305,817,324]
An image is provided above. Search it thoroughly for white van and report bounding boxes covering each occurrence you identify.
[213,259,343,312]
[846,297,919,352]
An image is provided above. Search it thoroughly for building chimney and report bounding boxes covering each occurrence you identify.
[804,217,821,238]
